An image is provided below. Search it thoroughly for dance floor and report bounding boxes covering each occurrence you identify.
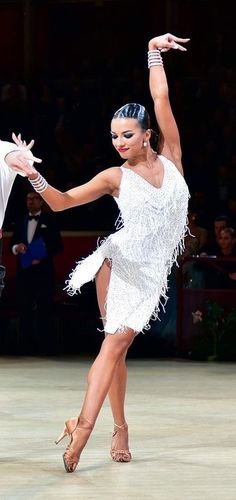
[1,357,236,499]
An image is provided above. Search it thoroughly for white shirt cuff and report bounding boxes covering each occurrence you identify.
[12,244,19,255]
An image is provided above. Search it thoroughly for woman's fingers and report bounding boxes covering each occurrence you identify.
[12,132,36,150]
[12,132,22,145]
[169,35,190,43]
[169,34,190,51]
[171,42,188,51]
[30,155,42,163]
[25,139,35,150]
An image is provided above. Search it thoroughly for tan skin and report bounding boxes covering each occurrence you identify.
[218,228,236,281]
[14,33,190,471]
[214,220,228,241]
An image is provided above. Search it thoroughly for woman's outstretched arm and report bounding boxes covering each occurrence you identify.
[148,33,190,174]
[12,132,121,212]
[27,168,120,211]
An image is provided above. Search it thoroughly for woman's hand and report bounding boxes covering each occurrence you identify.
[148,33,190,52]
[5,132,42,176]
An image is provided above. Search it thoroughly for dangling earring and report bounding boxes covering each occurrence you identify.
[143,141,147,147]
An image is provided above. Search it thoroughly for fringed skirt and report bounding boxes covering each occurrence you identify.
[64,230,176,335]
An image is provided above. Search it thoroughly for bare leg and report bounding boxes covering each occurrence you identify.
[96,260,128,423]
[62,260,136,472]
[80,327,135,422]
[96,261,130,455]
[62,322,135,471]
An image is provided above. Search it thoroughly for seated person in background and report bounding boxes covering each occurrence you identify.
[183,209,208,257]
[10,191,63,355]
[200,214,231,256]
[204,227,236,289]
[181,210,208,288]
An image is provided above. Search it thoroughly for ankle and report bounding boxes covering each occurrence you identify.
[78,415,94,430]
[114,422,128,430]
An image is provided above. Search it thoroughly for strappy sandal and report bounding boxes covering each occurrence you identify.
[110,422,132,462]
[55,415,93,473]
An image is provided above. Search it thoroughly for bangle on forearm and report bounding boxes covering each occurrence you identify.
[28,172,48,193]
[148,49,163,69]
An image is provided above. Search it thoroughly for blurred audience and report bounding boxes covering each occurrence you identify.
[204,227,236,289]
[200,215,231,256]
[10,191,63,355]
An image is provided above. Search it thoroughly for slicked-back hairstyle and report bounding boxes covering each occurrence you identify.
[112,103,151,131]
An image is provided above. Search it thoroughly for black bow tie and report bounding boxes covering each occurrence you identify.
[28,215,40,221]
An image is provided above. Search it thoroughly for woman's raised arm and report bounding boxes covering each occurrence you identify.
[148,33,190,173]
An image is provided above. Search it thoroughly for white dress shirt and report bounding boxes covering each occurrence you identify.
[12,211,42,255]
[27,211,41,243]
[0,140,34,229]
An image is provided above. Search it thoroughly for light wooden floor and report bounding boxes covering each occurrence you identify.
[1,356,236,500]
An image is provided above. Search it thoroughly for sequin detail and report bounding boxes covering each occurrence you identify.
[64,155,190,334]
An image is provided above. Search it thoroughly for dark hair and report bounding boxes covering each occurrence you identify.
[214,215,231,224]
[112,103,151,130]
[112,103,159,150]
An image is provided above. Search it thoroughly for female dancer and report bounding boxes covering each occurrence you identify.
[20,33,190,472]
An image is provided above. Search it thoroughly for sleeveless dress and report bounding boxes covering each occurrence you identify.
[65,155,190,334]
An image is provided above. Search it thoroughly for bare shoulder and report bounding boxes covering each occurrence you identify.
[100,166,122,181]
[98,166,122,193]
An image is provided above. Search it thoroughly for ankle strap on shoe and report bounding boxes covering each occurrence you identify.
[79,415,94,428]
[114,422,127,429]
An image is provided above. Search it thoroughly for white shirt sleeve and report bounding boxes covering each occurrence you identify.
[0,140,34,177]
[0,140,34,228]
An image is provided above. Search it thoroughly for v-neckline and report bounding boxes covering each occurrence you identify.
[122,155,166,191]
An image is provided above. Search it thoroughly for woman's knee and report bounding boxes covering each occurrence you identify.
[102,331,134,360]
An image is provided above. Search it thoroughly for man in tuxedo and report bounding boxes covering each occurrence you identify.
[10,191,63,355]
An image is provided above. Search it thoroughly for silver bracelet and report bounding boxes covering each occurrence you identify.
[148,49,163,68]
[28,172,48,193]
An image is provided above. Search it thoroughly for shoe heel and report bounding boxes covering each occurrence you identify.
[55,425,68,445]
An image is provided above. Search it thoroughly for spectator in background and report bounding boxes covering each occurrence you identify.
[10,191,63,355]
[182,209,208,288]
[201,214,231,256]
[184,209,208,257]
[204,227,236,289]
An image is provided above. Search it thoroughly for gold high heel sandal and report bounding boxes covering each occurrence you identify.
[55,416,93,473]
[110,422,132,463]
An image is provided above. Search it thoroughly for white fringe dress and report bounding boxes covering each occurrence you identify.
[65,155,190,334]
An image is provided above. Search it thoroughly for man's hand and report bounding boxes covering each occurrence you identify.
[5,132,42,177]
[12,132,34,149]
[15,243,27,254]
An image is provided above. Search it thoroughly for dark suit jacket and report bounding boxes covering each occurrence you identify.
[10,211,63,279]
